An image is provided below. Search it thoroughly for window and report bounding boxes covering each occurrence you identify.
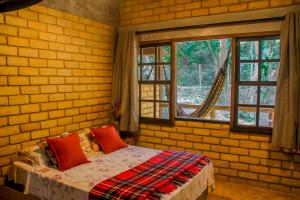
[176,38,232,121]
[138,44,174,124]
[233,36,280,133]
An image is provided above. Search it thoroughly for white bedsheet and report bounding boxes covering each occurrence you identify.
[8,145,214,200]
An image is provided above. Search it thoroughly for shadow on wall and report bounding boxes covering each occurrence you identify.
[40,0,120,27]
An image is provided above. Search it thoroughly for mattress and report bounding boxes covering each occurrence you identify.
[8,145,215,200]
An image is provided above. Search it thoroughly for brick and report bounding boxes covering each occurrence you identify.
[202,0,219,7]
[47,24,63,34]
[159,13,175,21]
[170,132,185,140]
[20,122,40,132]
[240,156,259,164]
[230,162,248,171]
[270,152,291,161]
[0,144,20,156]
[281,177,300,187]
[19,28,38,38]
[29,39,48,49]
[177,141,193,148]
[0,67,18,76]
[270,0,292,7]
[240,140,259,149]
[230,133,249,140]
[6,15,27,27]
[259,174,280,183]
[186,121,203,128]
[0,86,19,95]
[0,117,8,127]
[161,139,176,146]
[194,143,210,151]
[18,48,38,57]
[0,125,19,137]
[209,6,228,14]
[203,151,220,159]
[49,110,64,119]
[21,86,39,94]
[30,94,48,103]
[40,102,57,111]
[249,149,269,158]
[0,45,17,56]
[260,158,281,168]
[39,32,57,41]
[248,0,269,9]
[41,119,57,129]
[29,58,47,67]
[204,123,222,129]
[0,106,20,116]
[49,42,64,51]
[228,3,247,12]
[221,153,239,162]
[7,57,28,66]
[10,133,30,144]
[0,25,18,36]
[8,76,29,86]
[18,9,38,20]
[0,156,10,166]
[31,129,49,139]
[0,77,7,86]
[28,20,46,31]
[193,128,210,135]
[249,165,269,174]
[213,159,229,168]
[221,138,239,146]
[270,168,291,177]
[21,104,40,114]
[30,112,48,122]
[230,147,248,155]
[239,171,258,180]
[211,145,229,153]
[30,77,48,85]
[211,129,229,137]
[9,95,29,105]
[154,131,169,138]
[39,50,56,59]
[49,93,64,101]
[39,14,56,24]
[7,37,29,47]
[203,136,220,144]
[220,168,237,176]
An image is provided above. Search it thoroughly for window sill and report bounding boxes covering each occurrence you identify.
[231,126,272,135]
[175,117,230,124]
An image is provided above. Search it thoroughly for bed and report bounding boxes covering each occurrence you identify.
[8,145,215,200]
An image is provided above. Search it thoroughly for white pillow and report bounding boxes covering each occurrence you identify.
[17,145,49,167]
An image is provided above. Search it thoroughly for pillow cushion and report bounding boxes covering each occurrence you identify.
[17,146,48,167]
[47,132,90,171]
[38,139,58,168]
[77,128,93,154]
[91,125,127,154]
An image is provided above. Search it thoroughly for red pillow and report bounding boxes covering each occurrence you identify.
[47,132,90,171]
[91,125,127,154]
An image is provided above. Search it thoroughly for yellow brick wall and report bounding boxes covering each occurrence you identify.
[121,0,300,194]
[120,0,300,26]
[0,5,113,183]
[139,122,300,193]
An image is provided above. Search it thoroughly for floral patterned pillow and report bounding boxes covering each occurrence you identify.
[38,139,58,168]
[77,128,93,154]
[17,145,49,167]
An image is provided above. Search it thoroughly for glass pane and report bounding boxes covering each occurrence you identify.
[261,39,280,60]
[140,85,154,100]
[142,65,155,81]
[138,65,141,80]
[240,41,258,60]
[156,102,170,119]
[157,65,170,80]
[157,46,171,63]
[240,63,258,81]
[260,86,276,105]
[141,102,154,118]
[259,107,274,127]
[238,106,256,126]
[261,62,279,81]
[156,84,170,101]
[142,47,155,63]
[239,86,257,105]
[138,48,141,64]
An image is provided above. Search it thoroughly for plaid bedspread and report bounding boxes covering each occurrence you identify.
[88,150,211,200]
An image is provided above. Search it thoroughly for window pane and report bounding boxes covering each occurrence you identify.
[141,102,154,118]
[142,47,155,63]
[142,65,155,81]
[157,65,170,81]
[260,86,276,105]
[156,84,170,101]
[138,65,141,80]
[261,62,279,81]
[261,39,280,60]
[140,85,154,100]
[157,46,171,63]
[240,63,258,81]
[238,106,256,126]
[239,86,257,105]
[259,107,274,127]
[240,41,258,60]
[156,102,170,119]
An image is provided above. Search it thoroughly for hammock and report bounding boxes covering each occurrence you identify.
[177,49,231,118]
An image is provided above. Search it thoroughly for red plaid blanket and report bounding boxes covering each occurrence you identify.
[88,150,211,200]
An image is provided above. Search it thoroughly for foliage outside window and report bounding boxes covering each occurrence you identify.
[176,39,232,121]
[234,36,280,133]
[138,44,173,123]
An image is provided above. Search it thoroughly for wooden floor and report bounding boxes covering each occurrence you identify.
[208,180,300,200]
